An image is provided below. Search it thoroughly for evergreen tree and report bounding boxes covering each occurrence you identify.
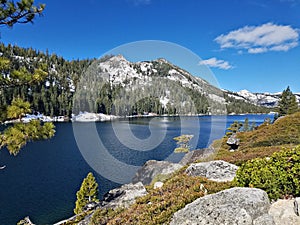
[277,86,298,117]
[226,121,243,136]
[6,97,31,120]
[74,172,99,215]
[242,118,250,132]
[250,121,257,131]
[0,2,55,156]
[0,0,45,27]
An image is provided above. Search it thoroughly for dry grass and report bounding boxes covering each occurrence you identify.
[211,112,300,165]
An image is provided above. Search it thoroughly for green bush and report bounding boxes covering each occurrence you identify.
[234,145,300,200]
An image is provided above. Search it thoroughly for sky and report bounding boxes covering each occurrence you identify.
[1,0,300,93]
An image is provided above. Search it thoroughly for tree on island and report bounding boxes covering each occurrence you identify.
[173,134,194,153]
[74,172,99,215]
[0,1,54,156]
[277,86,299,117]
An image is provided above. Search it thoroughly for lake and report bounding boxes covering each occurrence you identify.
[0,114,273,225]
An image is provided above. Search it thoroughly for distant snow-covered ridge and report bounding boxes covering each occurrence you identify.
[225,89,300,108]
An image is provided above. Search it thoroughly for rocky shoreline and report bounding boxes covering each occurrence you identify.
[37,148,299,225]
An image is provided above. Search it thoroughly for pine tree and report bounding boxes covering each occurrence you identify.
[277,86,298,117]
[7,98,31,120]
[242,118,250,132]
[250,121,257,131]
[74,172,99,215]
[226,121,243,136]
[0,2,55,156]
[0,0,45,27]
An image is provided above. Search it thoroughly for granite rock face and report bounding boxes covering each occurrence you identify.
[170,187,274,225]
[101,182,147,209]
[269,199,300,225]
[185,160,238,182]
[132,160,183,185]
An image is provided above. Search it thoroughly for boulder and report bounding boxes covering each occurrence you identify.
[179,148,215,165]
[132,160,183,185]
[269,199,300,225]
[101,182,147,209]
[185,160,238,182]
[227,134,240,150]
[170,187,274,225]
[154,181,164,189]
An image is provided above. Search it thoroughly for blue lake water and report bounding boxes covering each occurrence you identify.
[0,114,273,225]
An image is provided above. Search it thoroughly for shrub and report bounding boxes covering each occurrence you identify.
[89,208,123,225]
[106,173,233,225]
[234,145,300,200]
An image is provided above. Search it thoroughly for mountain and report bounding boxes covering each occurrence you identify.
[0,43,269,117]
[73,54,269,115]
[225,89,300,108]
[73,54,226,115]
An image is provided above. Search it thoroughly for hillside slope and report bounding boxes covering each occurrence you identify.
[214,112,300,165]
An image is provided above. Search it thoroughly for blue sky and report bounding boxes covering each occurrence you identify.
[1,0,300,93]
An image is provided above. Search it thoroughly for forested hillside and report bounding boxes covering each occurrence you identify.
[0,43,269,118]
[0,43,93,119]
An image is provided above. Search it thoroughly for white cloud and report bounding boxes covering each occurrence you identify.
[248,47,268,54]
[199,57,233,70]
[215,23,299,54]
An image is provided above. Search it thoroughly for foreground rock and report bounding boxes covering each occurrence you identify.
[185,160,238,182]
[170,187,274,225]
[101,182,148,209]
[132,160,183,185]
[269,198,300,225]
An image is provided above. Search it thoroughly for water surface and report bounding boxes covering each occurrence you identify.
[0,114,273,224]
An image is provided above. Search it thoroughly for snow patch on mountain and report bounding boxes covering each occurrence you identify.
[226,89,300,107]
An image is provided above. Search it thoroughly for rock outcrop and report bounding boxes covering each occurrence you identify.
[179,148,215,165]
[101,182,147,209]
[75,182,148,225]
[132,160,182,185]
[153,181,164,189]
[269,199,300,225]
[185,160,238,182]
[227,134,240,150]
[170,187,274,225]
